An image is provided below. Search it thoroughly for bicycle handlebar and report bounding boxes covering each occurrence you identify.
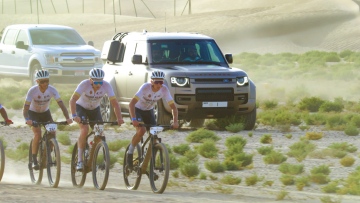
[32,121,68,125]
[0,121,11,126]
[80,120,118,125]
[131,123,173,129]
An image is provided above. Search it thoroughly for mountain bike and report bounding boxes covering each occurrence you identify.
[0,121,11,182]
[123,124,171,194]
[70,120,117,190]
[28,121,68,188]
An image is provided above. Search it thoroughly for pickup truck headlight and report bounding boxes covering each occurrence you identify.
[44,53,58,65]
[171,77,190,87]
[236,76,249,86]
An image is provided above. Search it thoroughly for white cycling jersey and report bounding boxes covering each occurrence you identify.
[74,79,116,110]
[25,85,61,112]
[134,83,174,111]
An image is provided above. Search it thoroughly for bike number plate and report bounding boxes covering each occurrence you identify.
[45,123,57,132]
[150,126,164,135]
[202,102,227,108]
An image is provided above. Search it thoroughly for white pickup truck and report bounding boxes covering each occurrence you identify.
[0,24,103,84]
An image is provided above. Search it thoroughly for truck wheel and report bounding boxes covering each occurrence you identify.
[30,63,41,86]
[242,108,257,130]
[155,101,171,125]
[100,96,116,122]
[189,119,205,128]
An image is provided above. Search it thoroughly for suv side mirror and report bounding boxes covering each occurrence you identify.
[16,41,27,50]
[225,53,233,64]
[132,55,142,64]
[88,41,94,46]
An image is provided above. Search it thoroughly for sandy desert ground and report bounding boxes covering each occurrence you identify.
[2,0,360,202]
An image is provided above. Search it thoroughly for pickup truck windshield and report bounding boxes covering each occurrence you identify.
[149,39,228,66]
[30,29,86,45]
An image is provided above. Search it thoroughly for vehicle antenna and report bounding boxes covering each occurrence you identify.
[164,12,167,32]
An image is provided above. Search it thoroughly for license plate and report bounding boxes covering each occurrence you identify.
[202,102,228,108]
[75,70,85,76]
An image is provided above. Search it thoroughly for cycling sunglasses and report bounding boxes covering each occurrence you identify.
[93,81,103,85]
[39,80,49,84]
[153,81,163,85]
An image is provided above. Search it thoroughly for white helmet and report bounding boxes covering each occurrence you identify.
[89,68,105,79]
[151,70,165,79]
[35,70,50,80]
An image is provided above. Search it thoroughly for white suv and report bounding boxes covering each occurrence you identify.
[101,31,256,129]
[0,24,103,83]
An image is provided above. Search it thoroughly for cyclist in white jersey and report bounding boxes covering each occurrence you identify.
[0,104,13,125]
[70,68,124,171]
[126,70,179,169]
[23,70,72,170]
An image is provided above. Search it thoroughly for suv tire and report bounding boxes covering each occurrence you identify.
[155,101,172,125]
[100,96,116,122]
[242,108,256,130]
[30,63,41,86]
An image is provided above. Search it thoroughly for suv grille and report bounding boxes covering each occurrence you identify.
[195,78,233,83]
[196,88,234,101]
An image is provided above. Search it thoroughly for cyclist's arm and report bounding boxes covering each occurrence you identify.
[129,97,139,125]
[57,99,70,119]
[23,102,32,125]
[69,93,80,118]
[109,96,124,124]
[0,107,8,120]
[168,101,179,128]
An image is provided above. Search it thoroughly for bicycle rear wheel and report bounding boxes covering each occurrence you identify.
[92,141,110,190]
[123,144,141,190]
[29,139,43,184]
[71,142,87,187]
[47,138,61,188]
[149,143,170,194]
[0,141,4,182]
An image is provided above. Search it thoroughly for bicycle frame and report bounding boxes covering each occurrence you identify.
[139,128,163,174]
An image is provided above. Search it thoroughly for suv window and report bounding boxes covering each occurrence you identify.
[29,29,86,45]
[16,30,29,46]
[134,41,147,63]
[3,29,18,45]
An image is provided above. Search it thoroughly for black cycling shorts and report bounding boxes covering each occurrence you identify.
[28,109,53,126]
[76,104,102,127]
[135,107,156,129]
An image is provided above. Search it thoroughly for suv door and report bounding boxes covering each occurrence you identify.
[13,29,30,74]
[0,28,18,73]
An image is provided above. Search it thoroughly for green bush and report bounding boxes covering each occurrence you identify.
[280,174,295,186]
[245,173,262,186]
[260,134,272,144]
[224,152,253,170]
[221,174,241,185]
[263,151,287,164]
[340,155,355,167]
[322,181,340,193]
[287,140,316,162]
[180,162,200,178]
[197,140,218,158]
[108,139,130,151]
[169,154,180,170]
[319,101,344,112]
[298,97,325,112]
[262,99,278,110]
[344,124,359,136]
[225,135,247,148]
[186,128,220,143]
[204,160,226,173]
[257,146,274,155]
[328,142,357,153]
[278,163,304,175]
[305,132,323,140]
[173,143,191,155]
[6,142,29,161]
[225,123,244,133]
[57,132,71,146]
[311,164,330,175]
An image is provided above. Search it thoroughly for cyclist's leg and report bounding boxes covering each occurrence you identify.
[29,110,42,169]
[76,104,89,169]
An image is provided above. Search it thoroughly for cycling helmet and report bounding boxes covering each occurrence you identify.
[151,70,165,79]
[89,68,105,79]
[35,70,50,80]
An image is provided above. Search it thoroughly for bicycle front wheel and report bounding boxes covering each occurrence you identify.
[0,141,4,182]
[29,139,43,184]
[46,138,61,188]
[71,142,87,187]
[92,141,110,190]
[149,143,170,194]
[123,144,141,190]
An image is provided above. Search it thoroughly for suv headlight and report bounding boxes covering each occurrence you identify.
[171,77,190,87]
[236,76,249,86]
[44,53,59,65]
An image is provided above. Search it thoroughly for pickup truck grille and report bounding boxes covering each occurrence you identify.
[196,88,234,101]
[59,52,98,67]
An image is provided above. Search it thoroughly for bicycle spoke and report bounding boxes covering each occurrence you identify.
[123,144,142,190]
[71,143,87,187]
[149,143,170,194]
[47,138,61,188]
[92,142,110,190]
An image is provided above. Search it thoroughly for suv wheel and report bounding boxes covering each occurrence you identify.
[100,96,116,122]
[155,101,171,125]
[30,63,41,86]
[242,108,256,130]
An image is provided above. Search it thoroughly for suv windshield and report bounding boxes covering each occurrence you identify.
[149,39,228,66]
[30,29,86,45]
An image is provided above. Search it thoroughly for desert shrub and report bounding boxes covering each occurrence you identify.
[107,139,130,151]
[197,140,218,158]
[339,166,360,195]
[225,123,244,133]
[280,174,295,186]
[56,132,71,146]
[221,174,242,185]
[186,128,220,143]
[340,155,355,167]
[328,142,357,153]
[339,49,354,58]
[263,151,287,164]
[287,140,316,162]
[204,160,225,173]
[295,176,310,191]
[305,131,323,140]
[299,125,310,131]
[224,152,253,170]
[180,162,200,177]
[58,124,79,131]
[109,153,118,169]
[248,132,253,137]
[209,174,218,180]
[179,150,199,164]
[245,173,262,186]
[260,134,272,144]
[61,156,71,164]
[173,143,191,155]
[344,124,359,136]
[319,101,344,113]
[9,98,24,110]
[262,99,278,110]
[322,181,340,193]
[324,52,341,62]
[263,180,274,187]
[309,148,347,159]
[278,163,304,175]
[214,115,243,130]
[225,135,247,148]
[172,171,179,178]
[199,172,207,180]
[204,119,220,130]
[6,142,29,161]
[257,145,274,155]
[298,97,325,112]
[326,114,346,130]
[311,164,330,175]
[284,134,292,139]
[169,154,180,170]
[310,173,330,184]
[303,113,327,125]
